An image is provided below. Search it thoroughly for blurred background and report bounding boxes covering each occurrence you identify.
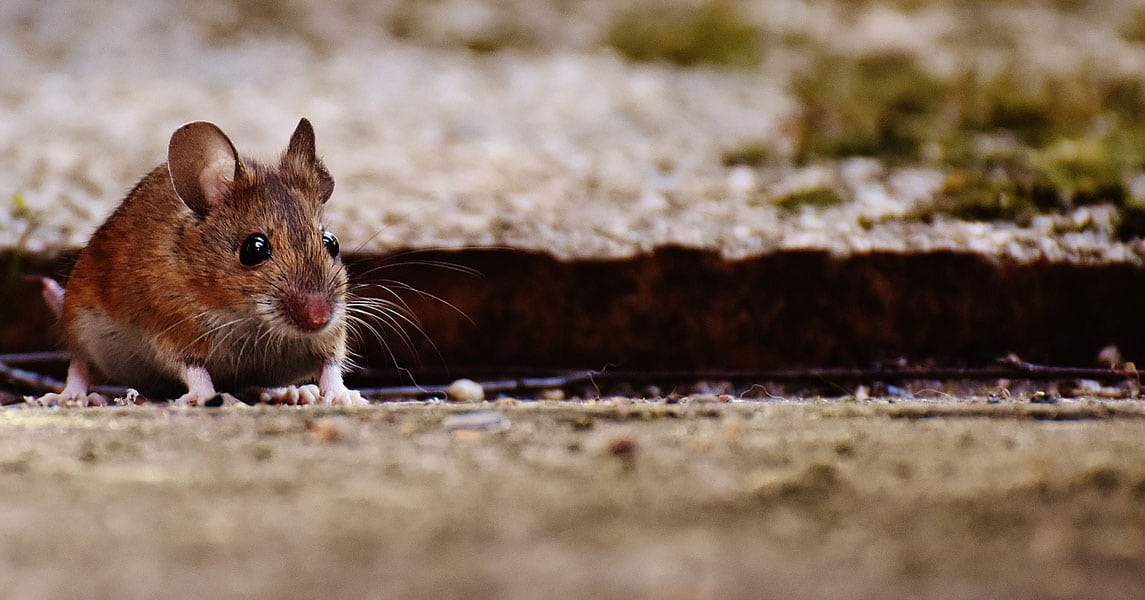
[7,1,1145,370]
[5,0,1145,262]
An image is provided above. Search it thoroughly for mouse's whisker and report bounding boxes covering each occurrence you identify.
[344,313,385,353]
[347,297,422,334]
[352,258,482,279]
[350,283,423,325]
[183,316,247,361]
[167,311,232,354]
[347,296,445,366]
[232,319,266,370]
[357,280,475,326]
[153,309,215,341]
[328,263,349,290]
[148,314,214,367]
[343,311,384,354]
[347,300,422,360]
[347,300,427,362]
[344,312,402,374]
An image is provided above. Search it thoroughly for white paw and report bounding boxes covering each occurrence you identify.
[321,388,368,406]
[30,392,107,408]
[174,393,241,407]
[175,392,201,407]
[259,385,321,405]
[175,392,239,407]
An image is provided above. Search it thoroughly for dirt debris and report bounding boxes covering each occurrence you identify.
[0,401,1143,598]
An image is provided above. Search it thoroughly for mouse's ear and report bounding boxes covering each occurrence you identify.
[286,118,317,162]
[168,121,241,217]
[284,118,335,204]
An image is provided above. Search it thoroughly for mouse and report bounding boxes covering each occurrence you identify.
[36,118,365,406]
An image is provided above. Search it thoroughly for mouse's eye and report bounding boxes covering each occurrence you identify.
[322,231,339,259]
[240,233,272,266]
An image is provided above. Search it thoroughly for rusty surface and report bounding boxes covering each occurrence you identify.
[4,249,1145,373]
[347,248,1145,370]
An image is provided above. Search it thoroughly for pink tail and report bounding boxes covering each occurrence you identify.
[34,276,65,319]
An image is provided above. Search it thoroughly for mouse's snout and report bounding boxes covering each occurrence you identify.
[282,291,334,332]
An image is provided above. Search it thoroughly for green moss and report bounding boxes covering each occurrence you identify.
[1031,138,1129,207]
[1122,6,1145,43]
[954,71,1059,147]
[721,142,771,167]
[954,71,1145,150]
[796,52,1145,158]
[385,2,538,53]
[908,169,1047,225]
[793,50,1145,228]
[836,0,929,14]
[840,0,1089,9]
[774,188,844,212]
[1116,204,1145,240]
[463,37,506,54]
[201,0,315,46]
[607,0,761,67]
[777,30,813,49]
[5,193,40,286]
[794,51,949,161]
[910,145,1134,227]
[461,26,539,54]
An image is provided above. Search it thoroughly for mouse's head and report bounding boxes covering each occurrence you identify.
[167,118,347,340]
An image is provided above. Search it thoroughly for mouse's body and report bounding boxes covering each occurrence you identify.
[41,119,364,406]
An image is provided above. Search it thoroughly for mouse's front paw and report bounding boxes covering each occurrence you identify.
[30,392,107,408]
[175,392,242,407]
[259,385,321,405]
[321,388,368,406]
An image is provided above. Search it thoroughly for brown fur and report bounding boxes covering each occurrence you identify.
[62,119,348,396]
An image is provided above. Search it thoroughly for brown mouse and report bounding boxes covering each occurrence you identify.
[38,118,365,406]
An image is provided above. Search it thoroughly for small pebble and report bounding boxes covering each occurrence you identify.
[1098,345,1123,369]
[1072,380,1103,397]
[114,389,141,406]
[447,378,485,403]
[540,388,565,401]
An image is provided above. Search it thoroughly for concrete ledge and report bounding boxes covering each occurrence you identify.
[6,248,1144,370]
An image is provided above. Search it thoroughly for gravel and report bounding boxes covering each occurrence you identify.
[4,1,1145,263]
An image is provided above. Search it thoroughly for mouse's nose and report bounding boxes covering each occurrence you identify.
[283,292,333,332]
